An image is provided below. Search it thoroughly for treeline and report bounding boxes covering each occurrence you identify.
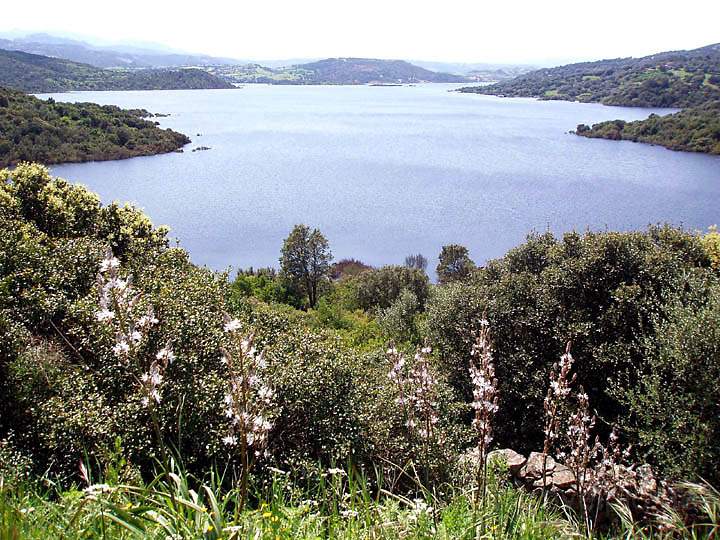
[458,43,720,108]
[0,48,234,93]
[576,101,720,155]
[0,87,191,167]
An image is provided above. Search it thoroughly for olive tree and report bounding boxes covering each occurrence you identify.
[279,224,332,308]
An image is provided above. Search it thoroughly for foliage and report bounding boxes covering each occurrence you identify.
[424,226,718,482]
[377,288,422,343]
[460,43,720,108]
[436,244,476,284]
[352,265,430,313]
[0,49,234,93]
[329,258,372,280]
[576,100,720,155]
[619,289,720,481]
[0,88,190,167]
[0,460,586,540]
[279,224,333,308]
[229,267,303,308]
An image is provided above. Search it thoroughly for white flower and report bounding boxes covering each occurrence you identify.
[156,347,175,363]
[95,309,115,322]
[112,341,130,357]
[327,467,346,476]
[222,435,238,446]
[224,319,242,333]
[99,257,120,273]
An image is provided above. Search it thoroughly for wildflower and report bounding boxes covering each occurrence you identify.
[99,256,120,272]
[542,341,576,489]
[223,312,242,333]
[112,341,130,357]
[327,467,346,476]
[469,318,499,504]
[222,435,238,446]
[156,347,175,363]
[95,309,115,322]
[220,326,277,510]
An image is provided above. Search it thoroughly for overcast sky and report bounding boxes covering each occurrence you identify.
[2,0,719,65]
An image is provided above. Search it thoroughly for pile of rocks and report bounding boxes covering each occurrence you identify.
[481,448,670,526]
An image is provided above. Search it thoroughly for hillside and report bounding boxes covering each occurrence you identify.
[0,87,190,166]
[458,43,720,107]
[210,57,469,85]
[0,49,235,92]
[576,100,720,155]
[0,33,242,68]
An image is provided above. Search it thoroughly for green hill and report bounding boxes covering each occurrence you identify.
[0,86,190,167]
[576,100,720,155]
[211,57,469,85]
[458,43,720,108]
[0,48,235,93]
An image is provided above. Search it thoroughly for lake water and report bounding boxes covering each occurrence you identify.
[43,84,720,272]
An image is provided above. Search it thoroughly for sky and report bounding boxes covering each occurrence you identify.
[2,0,719,65]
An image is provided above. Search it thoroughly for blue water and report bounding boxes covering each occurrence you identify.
[43,84,720,272]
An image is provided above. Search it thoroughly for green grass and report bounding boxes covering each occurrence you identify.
[0,459,577,539]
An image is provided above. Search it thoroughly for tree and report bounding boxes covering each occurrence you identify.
[404,253,428,273]
[436,244,475,284]
[279,224,332,308]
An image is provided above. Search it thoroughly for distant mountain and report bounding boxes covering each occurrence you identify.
[0,49,235,93]
[412,60,536,79]
[211,58,470,85]
[458,43,720,108]
[0,34,242,68]
[0,86,190,167]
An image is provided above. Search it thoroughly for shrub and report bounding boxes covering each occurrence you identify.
[425,226,717,462]
[352,265,429,312]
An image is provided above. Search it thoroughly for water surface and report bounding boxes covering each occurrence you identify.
[44,84,720,271]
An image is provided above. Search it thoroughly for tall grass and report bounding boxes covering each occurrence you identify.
[1,459,579,539]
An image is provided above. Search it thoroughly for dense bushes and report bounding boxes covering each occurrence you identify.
[425,227,720,482]
[2,162,720,499]
[0,164,453,484]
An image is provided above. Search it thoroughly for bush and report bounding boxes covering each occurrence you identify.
[425,226,717,464]
[352,266,429,312]
[620,287,720,483]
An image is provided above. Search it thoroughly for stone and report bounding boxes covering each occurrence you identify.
[551,464,576,489]
[520,452,555,480]
[487,448,526,474]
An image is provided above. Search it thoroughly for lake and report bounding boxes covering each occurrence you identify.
[43,84,720,273]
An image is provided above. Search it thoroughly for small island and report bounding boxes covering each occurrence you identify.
[0,87,191,167]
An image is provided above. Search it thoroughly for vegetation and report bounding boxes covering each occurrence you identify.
[279,225,333,308]
[0,87,190,167]
[576,100,720,155]
[0,49,234,93]
[436,244,476,284]
[209,58,468,85]
[2,163,720,537]
[458,43,720,108]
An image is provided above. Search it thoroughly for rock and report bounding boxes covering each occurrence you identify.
[520,452,555,480]
[192,146,211,152]
[552,464,576,489]
[636,464,657,496]
[487,449,526,474]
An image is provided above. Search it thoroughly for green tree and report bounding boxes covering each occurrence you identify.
[436,244,476,284]
[280,224,332,308]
